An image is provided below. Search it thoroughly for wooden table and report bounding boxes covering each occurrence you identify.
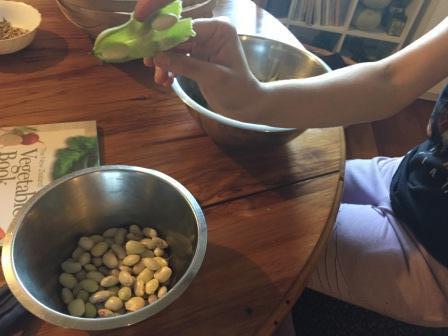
[0,0,345,334]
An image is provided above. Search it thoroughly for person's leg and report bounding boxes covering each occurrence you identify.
[273,312,296,336]
[342,157,401,205]
[307,203,448,327]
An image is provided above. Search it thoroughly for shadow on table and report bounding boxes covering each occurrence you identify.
[89,243,281,336]
[293,288,448,336]
[112,60,172,95]
[3,310,44,336]
[0,30,69,74]
[218,140,297,186]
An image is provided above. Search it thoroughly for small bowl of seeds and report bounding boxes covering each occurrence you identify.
[2,165,207,330]
[0,0,41,55]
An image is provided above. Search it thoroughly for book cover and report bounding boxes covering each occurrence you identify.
[297,0,307,21]
[339,0,351,26]
[0,121,100,243]
[323,0,330,25]
[305,0,314,25]
[335,0,341,26]
[328,0,335,25]
[314,0,322,26]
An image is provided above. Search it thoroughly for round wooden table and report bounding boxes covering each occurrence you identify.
[0,0,345,334]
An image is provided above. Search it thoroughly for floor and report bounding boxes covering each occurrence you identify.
[292,289,448,336]
[344,98,433,160]
[291,99,448,335]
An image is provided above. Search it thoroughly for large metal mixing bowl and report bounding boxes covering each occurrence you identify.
[172,34,331,148]
[55,0,216,37]
[1,165,207,330]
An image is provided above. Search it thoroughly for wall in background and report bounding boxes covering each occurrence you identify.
[407,0,448,100]
[265,0,448,100]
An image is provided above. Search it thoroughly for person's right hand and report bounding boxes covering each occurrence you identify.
[149,19,264,123]
[134,0,172,21]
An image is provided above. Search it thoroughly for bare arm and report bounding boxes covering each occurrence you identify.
[141,10,448,129]
[256,17,448,129]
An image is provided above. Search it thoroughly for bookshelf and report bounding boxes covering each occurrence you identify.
[279,0,425,62]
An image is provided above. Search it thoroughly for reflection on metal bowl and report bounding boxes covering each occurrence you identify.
[2,165,207,330]
[172,34,331,148]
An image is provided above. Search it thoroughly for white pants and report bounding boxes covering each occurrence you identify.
[307,157,448,327]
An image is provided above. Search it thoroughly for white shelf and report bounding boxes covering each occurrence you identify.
[275,0,447,100]
[346,28,402,43]
[407,0,448,100]
[280,0,426,60]
[288,20,346,34]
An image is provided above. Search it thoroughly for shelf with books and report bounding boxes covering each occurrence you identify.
[340,35,398,62]
[289,26,343,51]
[288,20,346,34]
[346,28,402,42]
[278,17,289,25]
[278,0,426,61]
[287,0,352,27]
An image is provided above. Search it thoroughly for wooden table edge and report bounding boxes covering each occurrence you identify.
[257,127,346,335]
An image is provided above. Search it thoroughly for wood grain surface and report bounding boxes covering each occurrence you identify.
[0,0,345,335]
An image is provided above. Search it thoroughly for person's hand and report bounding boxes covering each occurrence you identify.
[134,0,172,21]
[149,19,264,122]
[133,0,263,122]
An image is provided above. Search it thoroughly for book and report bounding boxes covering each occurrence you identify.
[322,0,330,25]
[0,121,100,244]
[297,0,307,21]
[328,0,335,25]
[314,0,322,26]
[305,0,314,25]
[339,0,351,27]
[335,0,341,26]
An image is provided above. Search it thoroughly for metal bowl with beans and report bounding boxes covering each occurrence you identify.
[59,225,173,318]
[1,166,207,330]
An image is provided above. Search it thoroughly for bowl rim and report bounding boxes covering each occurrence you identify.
[0,0,42,43]
[1,165,207,330]
[171,34,331,133]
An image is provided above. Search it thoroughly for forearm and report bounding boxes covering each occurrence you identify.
[255,61,396,128]
[386,16,448,104]
[250,17,448,129]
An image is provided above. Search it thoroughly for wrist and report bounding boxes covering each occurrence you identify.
[227,75,266,124]
[250,80,277,125]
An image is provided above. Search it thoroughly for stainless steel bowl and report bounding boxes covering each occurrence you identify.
[2,165,207,330]
[56,0,216,37]
[172,35,331,148]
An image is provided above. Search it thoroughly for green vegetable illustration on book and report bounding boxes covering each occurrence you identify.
[52,136,99,180]
[92,0,195,63]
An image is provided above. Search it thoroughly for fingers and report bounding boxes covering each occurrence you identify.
[154,51,225,85]
[189,19,245,69]
[134,0,173,21]
[162,76,174,87]
[145,19,239,87]
[154,66,170,85]
[144,58,170,86]
[144,57,154,67]
[189,18,235,44]
[142,19,238,69]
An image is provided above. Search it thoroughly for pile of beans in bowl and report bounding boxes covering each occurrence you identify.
[58,225,172,318]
